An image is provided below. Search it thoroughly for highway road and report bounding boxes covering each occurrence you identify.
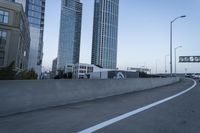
[0,78,199,133]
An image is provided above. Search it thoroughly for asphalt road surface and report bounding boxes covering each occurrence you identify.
[0,78,199,133]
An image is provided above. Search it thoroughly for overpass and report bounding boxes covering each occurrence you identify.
[0,78,199,133]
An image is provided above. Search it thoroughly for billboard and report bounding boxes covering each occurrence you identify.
[179,56,200,63]
[127,67,151,72]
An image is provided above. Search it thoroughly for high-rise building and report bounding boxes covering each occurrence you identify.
[51,58,57,78]
[26,0,45,76]
[57,0,82,70]
[0,0,30,70]
[11,0,46,76]
[91,0,119,69]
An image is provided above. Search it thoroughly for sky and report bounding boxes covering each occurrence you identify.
[42,0,200,73]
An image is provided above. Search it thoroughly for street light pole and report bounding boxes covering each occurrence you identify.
[174,46,182,75]
[170,15,186,77]
[155,60,158,74]
[170,21,173,76]
[165,54,169,73]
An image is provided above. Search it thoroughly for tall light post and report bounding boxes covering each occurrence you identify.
[165,54,169,73]
[174,46,182,75]
[170,15,186,76]
[155,60,158,74]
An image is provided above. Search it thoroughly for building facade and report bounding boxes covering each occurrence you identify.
[0,0,30,70]
[13,0,26,11]
[72,63,139,79]
[6,0,27,11]
[89,70,139,79]
[51,58,57,78]
[26,0,45,76]
[12,0,46,76]
[73,63,103,79]
[57,0,82,70]
[91,0,119,69]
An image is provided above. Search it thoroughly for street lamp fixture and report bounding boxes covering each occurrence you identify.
[180,15,186,18]
[170,15,186,77]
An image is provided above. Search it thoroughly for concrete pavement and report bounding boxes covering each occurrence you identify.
[0,78,199,133]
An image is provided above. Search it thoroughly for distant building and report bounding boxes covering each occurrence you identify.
[51,58,57,78]
[12,0,46,76]
[73,63,101,79]
[0,0,30,70]
[91,0,119,69]
[89,70,140,79]
[72,63,139,79]
[57,0,82,70]
[72,63,112,79]
[41,71,51,79]
[127,67,151,73]
[65,64,74,73]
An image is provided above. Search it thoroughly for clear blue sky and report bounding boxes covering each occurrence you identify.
[43,0,200,73]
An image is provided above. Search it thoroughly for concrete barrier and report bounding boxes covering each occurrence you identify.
[0,78,179,117]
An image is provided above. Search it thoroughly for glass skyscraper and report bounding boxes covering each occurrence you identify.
[91,0,119,69]
[57,0,82,70]
[12,0,46,76]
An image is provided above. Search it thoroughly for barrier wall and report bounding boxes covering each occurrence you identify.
[0,78,179,117]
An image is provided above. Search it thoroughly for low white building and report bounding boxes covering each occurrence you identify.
[57,63,141,79]
[72,63,139,79]
[73,63,108,79]
[65,64,74,73]
[73,63,100,79]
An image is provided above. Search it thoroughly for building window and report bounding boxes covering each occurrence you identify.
[79,70,86,73]
[0,30,7,49]
[87,67,94,73]
[65,0,69,7]
[0,51,4,66]
[80,66,86,69]
[0,10,9,23]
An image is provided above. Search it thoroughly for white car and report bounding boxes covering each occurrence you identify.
[192,73,200,79]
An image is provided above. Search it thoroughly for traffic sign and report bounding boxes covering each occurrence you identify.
[179,56,200,63]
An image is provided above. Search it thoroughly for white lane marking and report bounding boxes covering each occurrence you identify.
[79,79,197,133]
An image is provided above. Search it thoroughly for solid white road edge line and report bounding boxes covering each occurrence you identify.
[78,79,197,133]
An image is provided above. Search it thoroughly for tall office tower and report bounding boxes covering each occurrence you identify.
[51,58,57,78]
[11,0,46,76]
[91,0,119,69]
[26,0,45,76]
[57,0,82,71]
